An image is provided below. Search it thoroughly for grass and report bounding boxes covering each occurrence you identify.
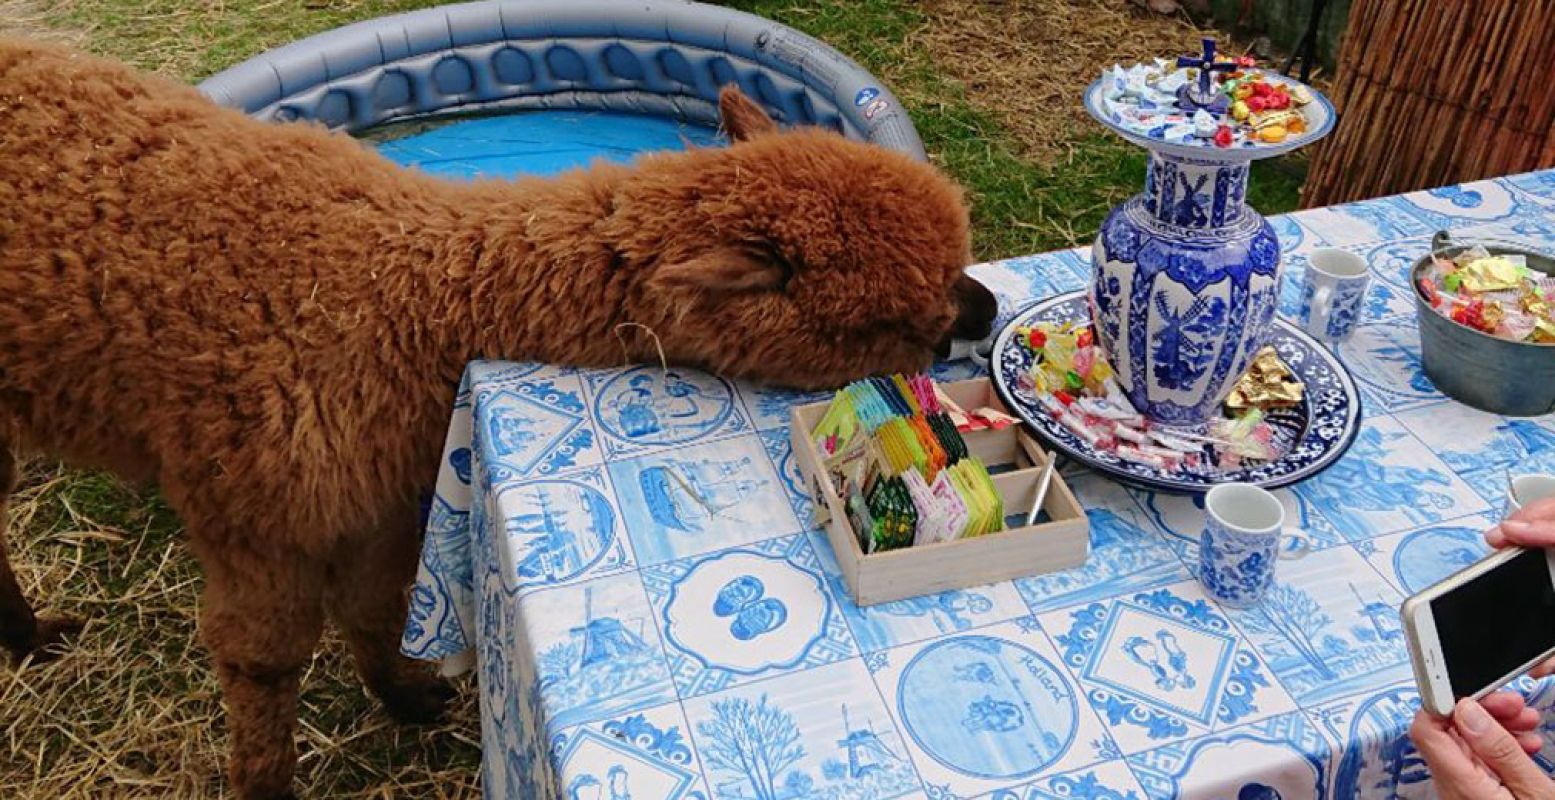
[3,0,1305,797]
[729,0,1305,258]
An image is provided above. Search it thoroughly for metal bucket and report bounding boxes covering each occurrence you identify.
[1411,233,1555,417]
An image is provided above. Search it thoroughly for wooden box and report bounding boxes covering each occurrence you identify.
[790,379,1090,606]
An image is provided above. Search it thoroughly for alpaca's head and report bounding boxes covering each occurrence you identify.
[612,87,995,389]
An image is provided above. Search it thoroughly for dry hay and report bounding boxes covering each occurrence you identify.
[0,0,85,43]
[0,462,481,798]
[912,0,1249,162]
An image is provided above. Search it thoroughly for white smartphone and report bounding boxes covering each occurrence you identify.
[1401,546,1555,717]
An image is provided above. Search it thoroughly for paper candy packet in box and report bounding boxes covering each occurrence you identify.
[813,374,1006,552]
[1420,246,1555,343]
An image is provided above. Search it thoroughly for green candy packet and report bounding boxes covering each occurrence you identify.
[927,413,968,463]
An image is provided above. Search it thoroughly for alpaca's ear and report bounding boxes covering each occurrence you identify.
[719,85,779,142]
[651,247,787,293]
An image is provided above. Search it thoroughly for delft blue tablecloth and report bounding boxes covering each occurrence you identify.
[402,169,1555,800]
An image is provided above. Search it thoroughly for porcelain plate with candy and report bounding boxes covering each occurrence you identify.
[990,292,1363,494]
[1085,39,1336,162]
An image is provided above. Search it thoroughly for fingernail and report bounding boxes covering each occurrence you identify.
[1504,520,1533,533]
[1458,699,1492,734]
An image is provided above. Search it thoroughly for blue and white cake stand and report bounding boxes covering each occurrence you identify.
[1085,40,1338,426]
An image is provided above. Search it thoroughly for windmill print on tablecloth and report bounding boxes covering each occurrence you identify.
[697,695,913,800]
[1351,584,1403,645]
[573,589,649,667]
[837,705,903,780]
[685,660,920,800]
[533,582,677,729]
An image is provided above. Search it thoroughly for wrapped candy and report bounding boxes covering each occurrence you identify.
[1421,247,1555,342]
[1225,347,1305,412]
[1209,409,1281,461]
[1117,445,1174,470]
[1077,396,1144,425]
[1113,423,1149,445]
[1460,256,1524,293]
[1250,109,1305,136]
[1011,309,1300,476]
[1192,109,1218,139]
[1099,56,1316,150]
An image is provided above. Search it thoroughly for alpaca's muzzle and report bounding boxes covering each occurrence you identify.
[937,275,998,359]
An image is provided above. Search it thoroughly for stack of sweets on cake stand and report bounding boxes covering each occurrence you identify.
[986,42,1363,494]
[1086,38,1336,430]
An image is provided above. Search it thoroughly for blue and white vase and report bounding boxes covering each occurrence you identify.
[1084,67,1335,426]
[1091,154,1281,425]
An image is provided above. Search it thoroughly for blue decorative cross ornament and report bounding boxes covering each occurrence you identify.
[1175,38,1235,114]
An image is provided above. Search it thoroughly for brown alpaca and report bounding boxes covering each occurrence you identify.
[0,38,994,798]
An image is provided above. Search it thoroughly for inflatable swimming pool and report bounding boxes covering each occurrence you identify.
[200,0,924,177]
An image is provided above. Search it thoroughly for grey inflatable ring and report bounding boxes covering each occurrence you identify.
[197,0,925,159]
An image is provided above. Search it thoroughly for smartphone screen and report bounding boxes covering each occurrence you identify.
[1432,548,1555,698]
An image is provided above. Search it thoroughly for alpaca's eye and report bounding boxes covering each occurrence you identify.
[754,244,796,289]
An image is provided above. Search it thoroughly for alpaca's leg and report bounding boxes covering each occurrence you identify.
[326,517,453,724]
[0,443,82,665]
[196,542,324,800]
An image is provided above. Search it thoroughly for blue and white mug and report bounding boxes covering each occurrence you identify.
[1199,483,1310,607]
[1298,249,1371,343]
[1508,474,1555,518]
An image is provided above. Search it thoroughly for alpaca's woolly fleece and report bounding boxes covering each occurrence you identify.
[0,37,989,799]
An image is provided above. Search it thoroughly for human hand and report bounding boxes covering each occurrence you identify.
[1486,497,1555,550]
[1486,497,1555,677]
[1481,691,1548,754]
[1410,699,1555,800]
